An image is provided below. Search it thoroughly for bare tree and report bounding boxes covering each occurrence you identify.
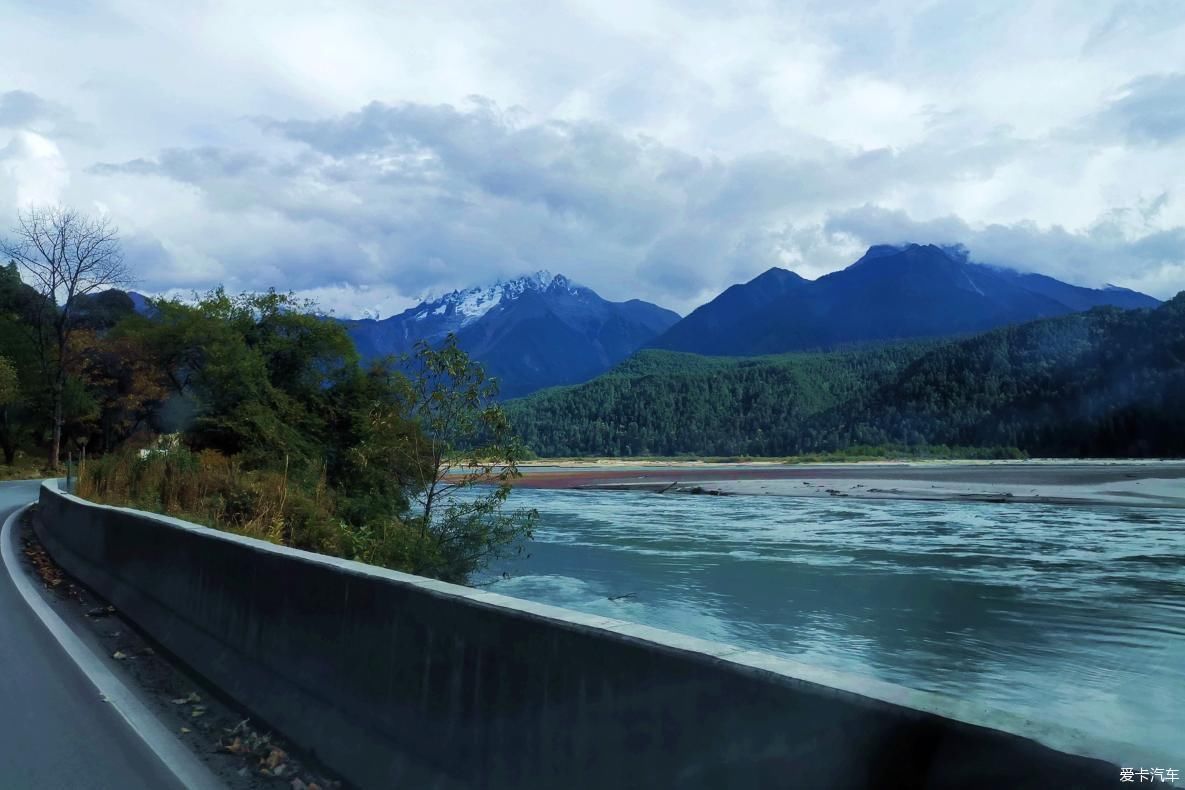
[1,206,130,468]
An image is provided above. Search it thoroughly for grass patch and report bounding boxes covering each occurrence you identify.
[76,444,435,574]
[0,451,50,481]
[78,446,343,554]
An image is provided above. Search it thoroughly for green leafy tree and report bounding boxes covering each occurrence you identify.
[0,265,40,465]
[68,328,167,452]
[0,355,19,464]
[328,364,428,529]
[60,375,101,454]
[128,288,358,465]
[359,334,536,583]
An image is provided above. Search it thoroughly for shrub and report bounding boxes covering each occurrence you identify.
[79,446,347,554]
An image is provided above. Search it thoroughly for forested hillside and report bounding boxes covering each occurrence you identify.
[505,344,934,456]
[507,295,1185,458]
[831,295,1185,456]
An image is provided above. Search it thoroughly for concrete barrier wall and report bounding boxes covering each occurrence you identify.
[36,480,1133,789]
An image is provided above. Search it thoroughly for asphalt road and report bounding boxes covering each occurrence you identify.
[0,480,187,790]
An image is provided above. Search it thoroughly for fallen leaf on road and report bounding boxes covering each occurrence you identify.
[112,651,129,660]
[171,692,201,705]
[221,737,247,755]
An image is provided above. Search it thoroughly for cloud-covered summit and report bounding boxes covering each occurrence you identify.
[1,1,1184,316]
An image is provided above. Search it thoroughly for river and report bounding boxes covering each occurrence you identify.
[481,486,1185,759]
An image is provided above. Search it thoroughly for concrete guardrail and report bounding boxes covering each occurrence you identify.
[36,479,1142,788]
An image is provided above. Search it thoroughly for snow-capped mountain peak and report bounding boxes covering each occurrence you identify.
[343,271,681,397]
[409,270,581,326]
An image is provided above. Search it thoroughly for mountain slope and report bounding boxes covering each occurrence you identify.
[651,268,810,355]
[833,293,1185,456]
[344,272,680,398]
[507,294,1185,457]
[648,244,1161,355]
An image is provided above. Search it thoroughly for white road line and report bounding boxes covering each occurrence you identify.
[1,502,224,790]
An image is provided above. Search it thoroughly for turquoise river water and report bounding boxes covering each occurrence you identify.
[481,488,1185,759]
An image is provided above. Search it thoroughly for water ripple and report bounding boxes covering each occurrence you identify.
[483,488,1185,759]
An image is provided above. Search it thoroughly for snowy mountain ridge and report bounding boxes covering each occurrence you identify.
[344,270,679,398]
[410,270,581,327]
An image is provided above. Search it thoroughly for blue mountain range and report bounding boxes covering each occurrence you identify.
[648,243,1159,356]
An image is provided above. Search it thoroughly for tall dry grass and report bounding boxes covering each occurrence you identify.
[78,446,344,555]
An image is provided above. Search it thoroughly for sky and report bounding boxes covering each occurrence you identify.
[2,0,1184,318]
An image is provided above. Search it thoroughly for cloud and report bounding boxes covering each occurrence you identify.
[0,131,69,206]
[0,90,89,138]
[89,147,268,184]
[2,1,1185,314]
[1091,73,1185,144]
[89,97,1001,309]
[82,90,1185,311]
[0,91,65,129]
[822,204,1185,296]
[1082,1,1185,53]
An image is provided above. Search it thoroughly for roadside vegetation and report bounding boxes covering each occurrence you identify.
[2,206,535,584]
[0,453,45,481]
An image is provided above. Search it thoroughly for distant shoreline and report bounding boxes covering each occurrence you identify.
[513,459,1185,508]
[519,456,1183,469]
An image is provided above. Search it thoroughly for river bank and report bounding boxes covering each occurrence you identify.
[513,460,1185,508]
